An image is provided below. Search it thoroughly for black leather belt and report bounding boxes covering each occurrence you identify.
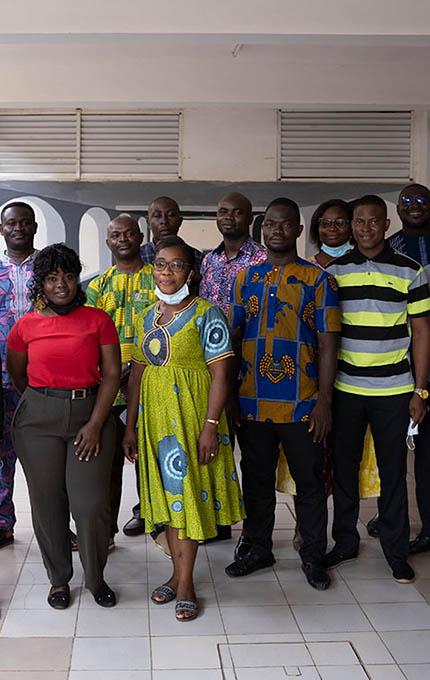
[30,385,99,400]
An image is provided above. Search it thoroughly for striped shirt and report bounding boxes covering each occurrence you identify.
[327,245,430,396]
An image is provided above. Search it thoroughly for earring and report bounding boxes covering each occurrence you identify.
[33,292,47,311]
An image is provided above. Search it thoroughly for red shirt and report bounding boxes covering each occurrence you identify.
[7,306,119,389]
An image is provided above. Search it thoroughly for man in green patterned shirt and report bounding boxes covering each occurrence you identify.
[87,215,155,545]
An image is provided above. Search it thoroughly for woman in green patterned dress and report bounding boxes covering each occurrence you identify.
[123,236,245,621]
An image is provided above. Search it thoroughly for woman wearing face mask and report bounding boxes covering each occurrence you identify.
[123,235,244,622]
[308,199,353,268]
[6,244,121,610]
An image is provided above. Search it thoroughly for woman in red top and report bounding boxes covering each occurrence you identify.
[7,244,120,609]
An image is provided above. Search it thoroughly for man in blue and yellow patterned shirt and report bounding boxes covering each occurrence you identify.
[226,197,340,590]
[87,215,155,543]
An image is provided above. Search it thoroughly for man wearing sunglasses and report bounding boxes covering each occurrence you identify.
[370,183,430,557]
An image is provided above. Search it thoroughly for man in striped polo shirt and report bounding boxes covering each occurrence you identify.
[325,194,430,584]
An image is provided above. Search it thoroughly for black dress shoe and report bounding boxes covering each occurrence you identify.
[203,525,232,544]
[392,561,415,584]
[47,585,70,610]
[93,582,116,607]
[323,548,358,570]
[366,512,380,538]
[122,516,146,536]
[225,551,275,577]
[302,562,330,591]
[0,529,14,549]
[409,533,430,555]
[234,535,252,560]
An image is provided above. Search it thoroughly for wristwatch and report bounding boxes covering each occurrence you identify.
[414,388,429,400]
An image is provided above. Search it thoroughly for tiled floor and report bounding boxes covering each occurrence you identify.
[1,455,430,679]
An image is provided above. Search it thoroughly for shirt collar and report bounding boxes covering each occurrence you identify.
[0,248,38,266]
[346,243,394,264]
[213,236,256,257]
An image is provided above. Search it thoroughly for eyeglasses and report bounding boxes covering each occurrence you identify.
[318,218,350,228]
[154,258,191,273]
[400,196,429,206]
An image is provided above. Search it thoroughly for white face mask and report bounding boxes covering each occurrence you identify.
[155,282,190,305]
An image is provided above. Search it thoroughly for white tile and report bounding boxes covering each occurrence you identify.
[365,666,408,680]
[346,579,425,603]
[69,673,150,680]
[9,584,81,609]
[105,543,147,563]
[147,556,212,583]
[71,637,150,670]
[103,561,147,584]
[0,543,30,563]
[292,604,372,633]
[380,631,430,664]
[227,634,303,645]
[153,672,223,680]
[150,605,224,636]
[76,607,149,637]
[304,632,395,665]
[220,605,299,635]
[235,669,290,679]
[80,583,148,609]
[152,635,227,669]
[281,575,356,605]
[0,673,67,680]
[362,603,430,631]
[400,664,430,679]
[274,559,310,583]
[228,642,313,667]
[215,581,287,607]
[0,563,22,585]
[338,559,392,581]
[18,562,83,586]
[0,608,77,637]
[317,666,368,679]
[307,641,359,666]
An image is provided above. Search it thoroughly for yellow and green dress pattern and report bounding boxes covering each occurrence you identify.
[132,297,245,540]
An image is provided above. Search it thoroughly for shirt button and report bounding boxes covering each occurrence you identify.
[274,268,278,271]
[270,293,274,297]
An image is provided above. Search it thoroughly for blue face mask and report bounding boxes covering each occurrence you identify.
[321,242,351,258]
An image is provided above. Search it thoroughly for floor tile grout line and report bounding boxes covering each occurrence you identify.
[0,528,33,635]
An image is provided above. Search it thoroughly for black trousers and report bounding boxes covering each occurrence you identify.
[237,420,327,563]
[413,406,430,536]
[13,387,115,591]
[332,389,410,567]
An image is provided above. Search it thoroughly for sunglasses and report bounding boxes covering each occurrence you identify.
[400,196,429,206]
[154,258,191,273]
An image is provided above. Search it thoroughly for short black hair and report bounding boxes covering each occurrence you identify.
[309,199,352,248]
[264,197,300,224]
[30,243,86,306]
[1,201,36,222]
[155,235,201,291]
[352,194,387,220]
[149,196,180,213]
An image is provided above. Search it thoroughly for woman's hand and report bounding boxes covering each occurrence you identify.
[123,428,139,463]
[198,422,219,466]
[74,422,102,461]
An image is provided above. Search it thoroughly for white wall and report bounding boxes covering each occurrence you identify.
[182,108,277,181]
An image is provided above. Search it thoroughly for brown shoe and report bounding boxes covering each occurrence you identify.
[0,529,14,549]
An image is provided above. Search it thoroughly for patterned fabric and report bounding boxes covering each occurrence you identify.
[327,245,430,396]
[0,250,36,390]
[0,250,36,531]
[388,230,430,267]
[131,297,245,540]
[229,259,341,423]
[200,237,267,315]
[86,264,156,405]
[0,390,20,530]
[140,241,204,272]
[274,252,380,499]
